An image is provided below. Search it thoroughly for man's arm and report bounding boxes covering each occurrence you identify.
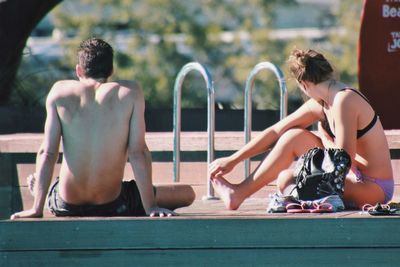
[127,84,175,217]
[11,87,61,219]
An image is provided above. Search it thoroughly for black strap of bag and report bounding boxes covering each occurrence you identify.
[293,147,351,201]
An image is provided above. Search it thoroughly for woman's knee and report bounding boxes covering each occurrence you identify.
[275,128,321,156]
[279,128,313,142]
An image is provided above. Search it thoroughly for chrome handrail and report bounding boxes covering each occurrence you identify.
[173,62,216,199]
[244,62,288,178]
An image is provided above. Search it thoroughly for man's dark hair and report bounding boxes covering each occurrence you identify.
[77,38,113,79]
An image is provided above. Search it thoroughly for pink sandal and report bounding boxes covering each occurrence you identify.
[286,202,311,213]
[310,202,334,213]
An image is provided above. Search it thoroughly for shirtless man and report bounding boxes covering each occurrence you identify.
[10,38,194,219]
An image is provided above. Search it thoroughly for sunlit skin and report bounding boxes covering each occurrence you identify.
[11,41,194,219]
[209,77,392,210]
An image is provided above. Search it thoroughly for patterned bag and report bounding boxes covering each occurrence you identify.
[294,147,351,201]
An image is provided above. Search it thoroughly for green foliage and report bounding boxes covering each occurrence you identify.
[13,0,363,111]
[326,1,363,88]
[48,0,292,109]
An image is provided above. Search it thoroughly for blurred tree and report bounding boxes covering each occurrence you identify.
[326,1,363,88]
[278,0,363,106]
[0,0,61,104]
[10,0,362,112]
[48,0,295,109]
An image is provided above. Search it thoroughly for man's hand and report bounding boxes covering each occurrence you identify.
[148,206,178,217]
[10,208,43,220]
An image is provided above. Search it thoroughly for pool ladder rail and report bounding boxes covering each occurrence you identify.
[172,61,288,199]
[244,62,288,179]
[172,62,217,199]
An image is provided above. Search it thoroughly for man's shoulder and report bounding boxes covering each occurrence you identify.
[50,80,83,94]
[52,79,82,88]
[111,80,143,99]
[47,80,82,100]
[113,80,140,91]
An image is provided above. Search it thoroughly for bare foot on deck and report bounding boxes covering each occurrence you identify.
[27,173,36,196]
[211,176,243,210]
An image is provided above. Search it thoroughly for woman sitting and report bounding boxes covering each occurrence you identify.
[209,49,394,210]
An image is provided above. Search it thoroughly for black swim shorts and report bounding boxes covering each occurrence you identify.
[47,178,148,217]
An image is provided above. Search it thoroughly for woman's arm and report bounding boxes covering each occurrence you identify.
[331,92,358,161]
[209,99,323,179]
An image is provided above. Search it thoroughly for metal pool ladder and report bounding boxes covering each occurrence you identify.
[172,62,217,199]
[244,62,288,178]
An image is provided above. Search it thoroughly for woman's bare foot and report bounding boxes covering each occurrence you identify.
[27,173,36,196]
[211,176,244,210]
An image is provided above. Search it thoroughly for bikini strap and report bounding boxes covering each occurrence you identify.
[357,113,378,138]
[339,88,378,139]
[340,88,371,104]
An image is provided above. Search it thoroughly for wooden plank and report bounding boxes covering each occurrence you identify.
[2,248,400,267]
[14,159,400,188]
[14,161,265,187]
[0,187,12,220]
[13,186,274,218]
[391,159,400,181]
[0,154,14,186]
[13,157,400,187]
[2,130,400,153]
[0,134,44,153]
[385,130,400,149]
[0,154,15,219]
[2,217,400,251]
[0,132,250,153]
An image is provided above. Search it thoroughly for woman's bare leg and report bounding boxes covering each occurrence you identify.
[212,128,323,210]
[343,179,386,208]
[154,184,196,210]
[276,169,296,195]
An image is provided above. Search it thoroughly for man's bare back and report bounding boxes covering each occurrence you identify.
[10,38,194,219]
[54,79,139,205]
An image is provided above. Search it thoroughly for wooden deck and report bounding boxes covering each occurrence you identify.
[1,131,400,266]
[2,199,400,266]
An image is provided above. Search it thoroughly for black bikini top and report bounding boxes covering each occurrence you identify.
[321,88,378,139]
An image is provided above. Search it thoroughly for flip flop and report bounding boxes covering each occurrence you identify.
[362,203,400,216]
[286,202,311,213]
[310,202,334,213]
[388,202,400,210]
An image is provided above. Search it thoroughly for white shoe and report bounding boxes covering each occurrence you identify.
[267,192,299,213]
[313,195,345,212]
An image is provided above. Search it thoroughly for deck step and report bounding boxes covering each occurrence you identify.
[2,129,400,266]
[1,209,400,266]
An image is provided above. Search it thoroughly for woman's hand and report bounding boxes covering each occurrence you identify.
[208,156,236,180]
[317,121,336,148]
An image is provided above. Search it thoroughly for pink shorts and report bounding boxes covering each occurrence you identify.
[349,168,394,204]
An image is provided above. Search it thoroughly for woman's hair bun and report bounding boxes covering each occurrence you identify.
[288,49,333,84]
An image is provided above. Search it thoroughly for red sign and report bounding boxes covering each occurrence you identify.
[359,0,400,129]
